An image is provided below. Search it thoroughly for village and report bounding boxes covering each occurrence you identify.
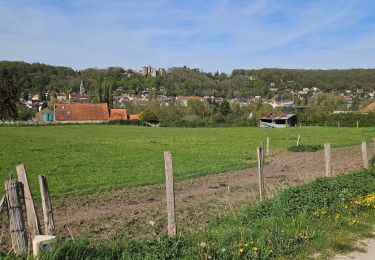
[13,66,375,126]
[2,0,375,258]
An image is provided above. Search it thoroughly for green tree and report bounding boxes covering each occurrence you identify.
[219,100,232,116]
[139,109,159,124]
[0,69,17,120]
[16,104,32,121]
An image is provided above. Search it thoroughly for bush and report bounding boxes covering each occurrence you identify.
[287,144,323,152]
[139,109,159,124]
[369,155,375,167]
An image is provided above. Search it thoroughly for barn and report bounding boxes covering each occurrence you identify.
[260,113,297,128]
[54,103,110,123]
[36,107,54,124]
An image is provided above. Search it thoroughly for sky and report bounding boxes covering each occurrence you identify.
[1,0,375,73]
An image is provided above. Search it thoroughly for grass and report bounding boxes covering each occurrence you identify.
[27,164,375,259]
[1,125,375,197]
[287,144,323,152]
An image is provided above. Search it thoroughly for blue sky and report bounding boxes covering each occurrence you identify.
[1,0,375,72]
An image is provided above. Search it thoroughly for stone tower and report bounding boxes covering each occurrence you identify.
[80,80,86,96]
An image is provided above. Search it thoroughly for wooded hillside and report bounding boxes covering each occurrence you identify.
[2,61,375,99]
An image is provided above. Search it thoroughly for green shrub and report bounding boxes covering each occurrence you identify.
[139,109,159,124]
[369,155,375,167]
[287,144,323,152]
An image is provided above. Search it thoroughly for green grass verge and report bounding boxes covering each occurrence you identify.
[16,165,374,259]
[1,125,375,197]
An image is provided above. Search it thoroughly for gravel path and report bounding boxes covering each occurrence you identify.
[333,228,375,260]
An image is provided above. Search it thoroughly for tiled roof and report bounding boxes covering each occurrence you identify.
[54,103,109,121]
[129,114,140,120]
[109,109,128,121]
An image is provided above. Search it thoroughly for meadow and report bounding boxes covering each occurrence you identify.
[0,125,375,198]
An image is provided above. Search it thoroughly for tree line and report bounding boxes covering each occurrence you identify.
[2,61,375,101]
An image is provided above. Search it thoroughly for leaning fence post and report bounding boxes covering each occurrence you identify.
[38,175,55,236]
[296,134,301,147]
[164,151,176,237]
[324,144,332,177]
[5,180,28,255]
[257,147,265,201]
[362,141,369,169]
[16,164,41,238]
[266,137,270,157]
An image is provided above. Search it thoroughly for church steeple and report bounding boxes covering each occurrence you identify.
[80,80,85,96]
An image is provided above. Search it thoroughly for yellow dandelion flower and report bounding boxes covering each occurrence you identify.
[244,243,249,247]
[239,248,244,253]
[253,247,258,251]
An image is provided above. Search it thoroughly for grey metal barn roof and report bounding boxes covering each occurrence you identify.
[260,113,296,120]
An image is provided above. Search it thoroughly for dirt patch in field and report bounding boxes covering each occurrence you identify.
[0,144,371,249]
[333,226,375,260]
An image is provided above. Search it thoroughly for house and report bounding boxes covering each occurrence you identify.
[109,109,128,121]
[129,114,140,120]
[260,113,297,128]
[54,103,110,123]
[69,93,88,103]
[53,103,140,124]
[360,101,375,113]
[32,95,40,102]
[36,107,54,124]
[56,93,67,102]
[175,96,205,106]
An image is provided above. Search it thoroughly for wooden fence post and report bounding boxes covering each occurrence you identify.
[257,147,265,201]
[16,164,41,238]
[362,141,369,169]
[357,121,359,128]
[296,134,301,147]
[0,195,5,213]
[338,122,340,128]
[38,175,55,236]
[266,137,270,157]
[324,143,332,177]
[5,180,28,255]
[164,152,176,237]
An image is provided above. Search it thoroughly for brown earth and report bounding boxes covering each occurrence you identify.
[0,143,371,250]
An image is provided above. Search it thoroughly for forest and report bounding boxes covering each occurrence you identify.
[2,60,375,100]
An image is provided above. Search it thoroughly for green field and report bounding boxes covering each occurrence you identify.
[0,125,375,198]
